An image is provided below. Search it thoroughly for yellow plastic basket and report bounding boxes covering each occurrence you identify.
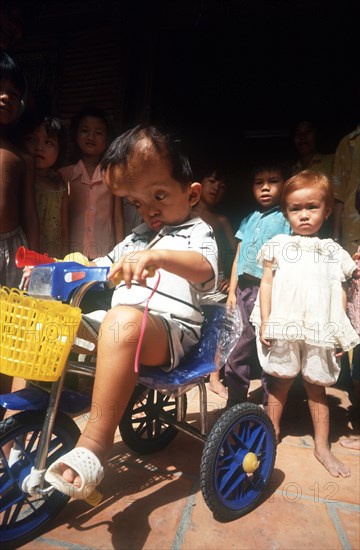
[0,287,82,382]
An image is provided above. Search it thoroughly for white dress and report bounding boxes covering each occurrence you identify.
[250,234,360,351]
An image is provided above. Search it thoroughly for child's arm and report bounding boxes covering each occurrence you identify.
[332,283,349,358]
[219,215,237,252]
[113,196,125,243]
[342,284,347,312]
[109,249,214,289]
[218,215,237,292]
[21,153,40,250]
[226,241,241,307]
[259,260,274,347]
[352,250,360,279]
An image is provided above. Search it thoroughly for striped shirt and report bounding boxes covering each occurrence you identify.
[95,216,218,339]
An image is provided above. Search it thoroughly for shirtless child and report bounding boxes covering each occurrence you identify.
[0,50,39,288]
[0,50,39,406]
[193,166,236,399]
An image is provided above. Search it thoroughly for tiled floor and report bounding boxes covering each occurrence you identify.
[20,379,360,550]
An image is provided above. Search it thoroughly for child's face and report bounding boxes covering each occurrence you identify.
[25,124,59,170]
[76,115,108,158]
[252,170,283,210]
[0,78,22,125]
[105,156,201,231]
[201,172,226,208]
[285,187,331,237]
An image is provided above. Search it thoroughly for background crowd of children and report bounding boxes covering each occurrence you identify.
[1,48,360,483]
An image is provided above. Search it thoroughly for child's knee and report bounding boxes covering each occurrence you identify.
[104,305,141,324]
[303,379,326,400]
[270,375,294,394]
[101,306,143,345]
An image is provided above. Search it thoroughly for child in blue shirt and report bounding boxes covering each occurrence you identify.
[225,161,291,407]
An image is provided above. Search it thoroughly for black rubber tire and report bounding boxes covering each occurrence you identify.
[200,402,276,522]
[119,384,187,454]
[0,410,80,548]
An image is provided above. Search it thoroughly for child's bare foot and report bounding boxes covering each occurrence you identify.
[208,379,228,400]
[314,446,351,477]
[340,436,360,450]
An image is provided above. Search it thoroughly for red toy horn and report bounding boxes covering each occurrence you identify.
[15,246,56,268]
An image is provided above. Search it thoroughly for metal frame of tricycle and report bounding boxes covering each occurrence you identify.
[0,264,276,546]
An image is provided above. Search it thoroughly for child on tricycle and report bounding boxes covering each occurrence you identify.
[43,124,219,501]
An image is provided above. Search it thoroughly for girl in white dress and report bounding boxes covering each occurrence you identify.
[252,170,360,478]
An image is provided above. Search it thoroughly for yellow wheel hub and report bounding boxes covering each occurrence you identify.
[242,452,259,473]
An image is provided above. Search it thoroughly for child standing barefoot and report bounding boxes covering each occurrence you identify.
[252,170,360,477]
[23,115,68,257]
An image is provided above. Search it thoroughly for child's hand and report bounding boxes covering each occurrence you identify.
[260,322,271,347]
[108,250,160,288]
[351,249,360,278]
[218,278,230,294]
[226,292,237,308]
[22,266,33,290]
[334,348,345,358]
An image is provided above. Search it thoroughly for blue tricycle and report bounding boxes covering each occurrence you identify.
[0,261,276,547]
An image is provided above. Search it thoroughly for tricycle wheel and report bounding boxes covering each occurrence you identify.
[119,384,186,454]
[0,410,80,548]
[200,403,276,521]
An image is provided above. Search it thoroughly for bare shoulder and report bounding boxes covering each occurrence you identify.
[0,141,26,168]
[0,143,28,190]
[206,211,224,230]
[0,143,29,231]
[217,213,231,225]
[217,213,234,232]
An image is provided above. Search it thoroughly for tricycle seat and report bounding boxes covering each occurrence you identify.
[138,304,223,394]
[138,356,216,393]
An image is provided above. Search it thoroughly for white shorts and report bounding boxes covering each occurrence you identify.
[256,338,341,386]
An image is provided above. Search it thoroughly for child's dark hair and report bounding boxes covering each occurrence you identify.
[43,116,67,167]
[0,49,26,99]
[196,162,228,186]
[102,124,193,188]
[250,158,291,184]
[70,106,112,162]
[18,112,67,167]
